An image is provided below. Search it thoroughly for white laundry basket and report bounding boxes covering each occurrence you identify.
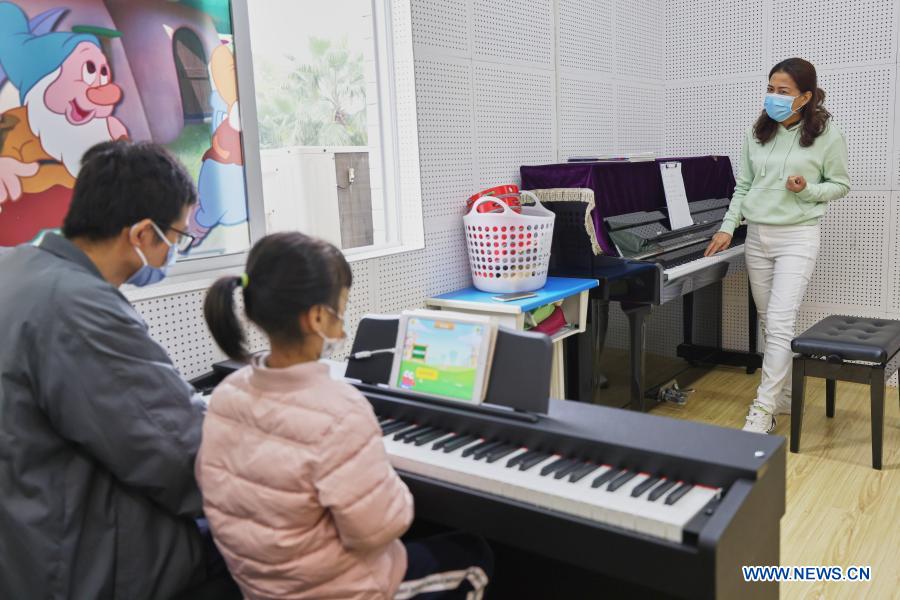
[463,191,556,293]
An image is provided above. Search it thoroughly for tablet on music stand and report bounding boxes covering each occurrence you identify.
[389,309,497,404]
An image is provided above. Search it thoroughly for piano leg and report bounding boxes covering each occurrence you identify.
[565,298,609,402]
[591,299,610,391]
[676,280,763,373]
[623,304,652,412]
[682,292,700,365]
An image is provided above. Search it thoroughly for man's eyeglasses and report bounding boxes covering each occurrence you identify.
[154,222,195,253]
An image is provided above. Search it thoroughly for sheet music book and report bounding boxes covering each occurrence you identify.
[568,152,655,163]
[659,161,693,230]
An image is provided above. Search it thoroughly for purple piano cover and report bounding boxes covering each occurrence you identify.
[520,156,736,254]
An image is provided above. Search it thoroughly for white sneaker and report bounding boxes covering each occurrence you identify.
[743,405,776,434]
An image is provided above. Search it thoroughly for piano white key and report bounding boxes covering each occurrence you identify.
[664,245,744,281]
[382,434,720,544]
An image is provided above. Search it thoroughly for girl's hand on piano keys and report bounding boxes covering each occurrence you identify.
[704,232,732,257]
[785,175,807,192]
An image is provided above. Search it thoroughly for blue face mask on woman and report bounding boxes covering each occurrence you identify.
[126,222,177,287]
[764,93,798,122]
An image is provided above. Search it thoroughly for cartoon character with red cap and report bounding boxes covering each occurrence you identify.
[0,1,128,246]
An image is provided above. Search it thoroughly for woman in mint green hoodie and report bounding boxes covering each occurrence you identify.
[705,58,850,434]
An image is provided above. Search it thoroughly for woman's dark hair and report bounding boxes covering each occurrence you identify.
[63,141,197,240]
[204,232,353,361]
[754,57,831,148]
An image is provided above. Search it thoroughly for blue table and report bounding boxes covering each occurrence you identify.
[426,277,599,399]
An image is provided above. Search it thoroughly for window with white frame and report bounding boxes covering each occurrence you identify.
[248,0,424,258]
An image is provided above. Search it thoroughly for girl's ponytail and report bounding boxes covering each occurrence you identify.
[204,275,248,361]
[204,232,353,357]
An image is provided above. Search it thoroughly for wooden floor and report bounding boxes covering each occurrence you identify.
[641,363,900,600]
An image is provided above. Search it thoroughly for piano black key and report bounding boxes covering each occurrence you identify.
[432,432,462,451]
[631,476,661,498]
[607,470,637,492]
[381,421,412,436]
[591,468,623,488]
[414,429,448,446]
[540,457,573,477]
[462,439,496,458]
[377,417,393,427]
[647,479,677,502]
[471,441,505,460]
[518,452,552,472]
[665,483,694,505]
[568,463,599,483]
[441,434,478,453]
[403,426,438,444]
[485,445,519,463]
[394,424,431,442]
[554,460,584,480]
[506,449,537,468]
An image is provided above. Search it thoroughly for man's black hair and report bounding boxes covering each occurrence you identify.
[62,141,198,240]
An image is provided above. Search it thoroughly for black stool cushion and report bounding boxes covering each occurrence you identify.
[792,316,900,363]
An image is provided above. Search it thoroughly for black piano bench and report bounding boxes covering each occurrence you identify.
[790,315,900,469]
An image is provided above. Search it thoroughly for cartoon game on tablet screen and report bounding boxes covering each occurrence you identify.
[393,312,496,403]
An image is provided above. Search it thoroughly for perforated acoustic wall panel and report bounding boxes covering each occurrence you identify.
[664,78,762,168]
[558,0,615,74]
[134,291,267,380]
[474,64,556,187]
[616,83,665,155]
[410,0,469,56]
[614,0,664,82]
[771,0,897,69]
[556,1,667,162]
[414,57,475,221]
[818,67,894,190]
[665,0,764,81]
[473,0,553,68]
[558,76,616,160]
[806,192,889,307]
[892,191,900,313]
[721,263,750,352]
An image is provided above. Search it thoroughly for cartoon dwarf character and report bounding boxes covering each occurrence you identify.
[0,1,127,246]
[188,43,247,249]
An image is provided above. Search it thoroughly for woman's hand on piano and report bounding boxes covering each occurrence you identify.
[704,232,732,257]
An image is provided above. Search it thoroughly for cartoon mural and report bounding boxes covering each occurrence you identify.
[189,43,247,248]
[0,0,249,257]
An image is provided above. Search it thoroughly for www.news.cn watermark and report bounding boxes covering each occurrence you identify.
[743,566,872,582]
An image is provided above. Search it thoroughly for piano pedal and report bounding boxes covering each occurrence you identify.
[657,380,693,406]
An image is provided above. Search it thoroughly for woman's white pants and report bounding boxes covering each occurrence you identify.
[744,223,821,413]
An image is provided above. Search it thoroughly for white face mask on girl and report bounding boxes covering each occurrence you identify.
[317,306,347,357]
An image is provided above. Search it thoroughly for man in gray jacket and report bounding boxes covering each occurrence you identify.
[0,141,239,599]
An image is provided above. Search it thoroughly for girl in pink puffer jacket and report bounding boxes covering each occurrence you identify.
[197,232,492,599]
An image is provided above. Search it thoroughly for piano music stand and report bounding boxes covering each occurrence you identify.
[346,315,553,416]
